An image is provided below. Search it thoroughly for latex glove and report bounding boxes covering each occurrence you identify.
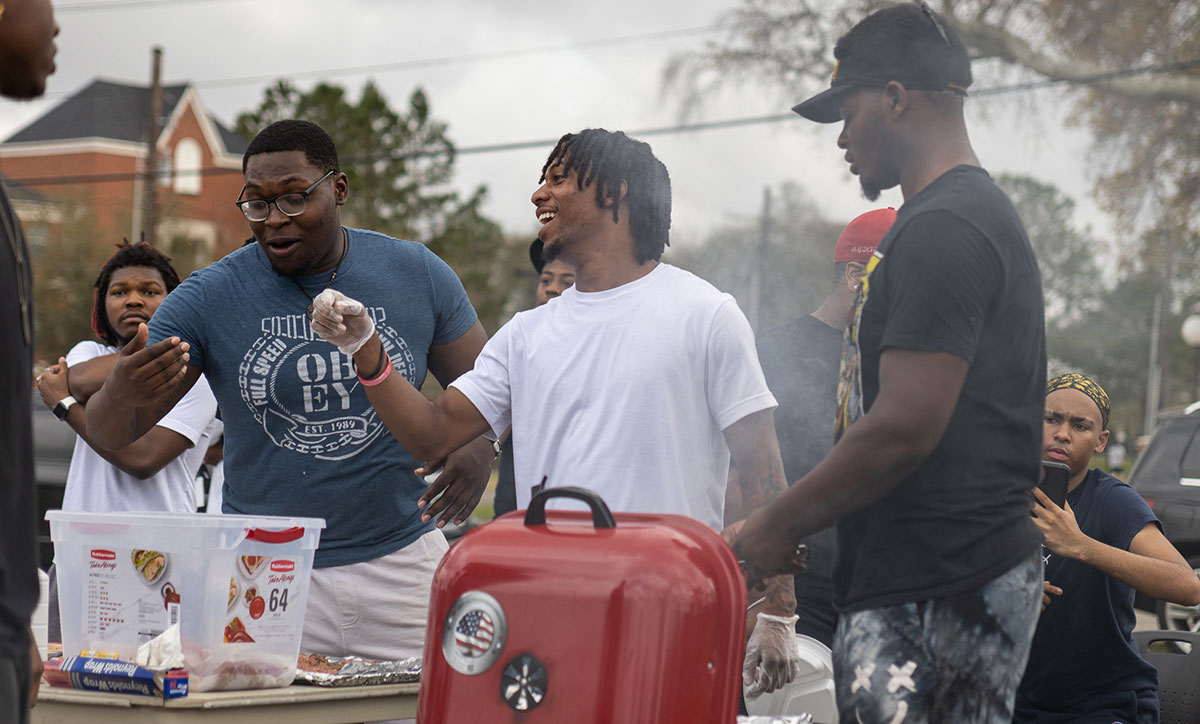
[744,612,800,699]
[310,288,375,357]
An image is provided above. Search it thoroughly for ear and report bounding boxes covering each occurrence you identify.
[600,180,628,209]
[845,261,866,292]
[882,81,909,119]
[334,172,349,206]
[1094,429,1110,455]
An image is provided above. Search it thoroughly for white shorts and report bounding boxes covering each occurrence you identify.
[301,529,448,661]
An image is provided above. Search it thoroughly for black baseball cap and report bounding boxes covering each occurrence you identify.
[792,2,972,124]
[529,238,545,273]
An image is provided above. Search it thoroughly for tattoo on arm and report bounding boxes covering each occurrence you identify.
[761,574,798,615]
[738,453,788,513]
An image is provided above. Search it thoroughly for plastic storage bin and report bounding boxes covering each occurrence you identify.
[47,511,324,691]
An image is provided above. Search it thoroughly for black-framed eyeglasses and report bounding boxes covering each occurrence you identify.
[235,170,336,222]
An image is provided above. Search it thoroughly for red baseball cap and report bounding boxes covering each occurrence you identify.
[834,208,896,263]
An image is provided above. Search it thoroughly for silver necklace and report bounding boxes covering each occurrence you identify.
[293,228,348,319]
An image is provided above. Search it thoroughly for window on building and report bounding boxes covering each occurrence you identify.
[173,138,202,195]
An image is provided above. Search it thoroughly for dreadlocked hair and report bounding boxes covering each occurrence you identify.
[91,240,181,347]
[540,128,671,264]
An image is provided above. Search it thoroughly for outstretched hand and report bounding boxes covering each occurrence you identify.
[104,324,190,408]
[310,289,376,357]
[416,437,494,527]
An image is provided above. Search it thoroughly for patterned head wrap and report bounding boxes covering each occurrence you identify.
[1046,373,1110,430]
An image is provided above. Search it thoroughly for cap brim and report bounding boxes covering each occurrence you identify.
[791,84,853,123]
[529,238,545,273]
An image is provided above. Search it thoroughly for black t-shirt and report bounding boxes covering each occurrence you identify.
[833,165,1045,611]
[494,436,517,517]
[1015,469,1159,722]
[757,314,842,645]
[0,185,37,658]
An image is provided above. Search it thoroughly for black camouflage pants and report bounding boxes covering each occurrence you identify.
[833,550,1042,724]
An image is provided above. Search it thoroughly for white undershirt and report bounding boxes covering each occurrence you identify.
[61,340,222,513]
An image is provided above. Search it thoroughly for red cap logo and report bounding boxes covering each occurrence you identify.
[91,549,116,561]
[270,560,295,572]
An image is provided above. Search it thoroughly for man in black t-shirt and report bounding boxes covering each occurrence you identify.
[0,2,58,722]
[728,5,1045,722]
[753,208,893,648]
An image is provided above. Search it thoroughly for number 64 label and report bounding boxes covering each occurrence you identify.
[225,556,300,644]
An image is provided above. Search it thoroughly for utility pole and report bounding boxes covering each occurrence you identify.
[1145,292,1163,437]
[747,186,771,331]
[137,46,163,244]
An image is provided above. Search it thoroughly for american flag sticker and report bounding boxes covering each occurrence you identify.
[455,609,495,658]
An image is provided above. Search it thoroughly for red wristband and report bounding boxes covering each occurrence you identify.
[359,354,393,387]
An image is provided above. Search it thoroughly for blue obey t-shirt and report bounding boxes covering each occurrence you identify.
[149,228,478,567]
[1015,469,1160,722]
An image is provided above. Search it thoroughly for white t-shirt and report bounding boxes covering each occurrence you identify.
[451,263,775,530]
[61,340,222,513]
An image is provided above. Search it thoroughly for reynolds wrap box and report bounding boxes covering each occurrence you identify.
[44,656,188,698]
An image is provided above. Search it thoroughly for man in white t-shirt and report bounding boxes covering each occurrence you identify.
[309,128,803,696]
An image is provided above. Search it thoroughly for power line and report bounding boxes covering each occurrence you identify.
[188,25,721,90]
[56,0,240,13]
[38,23,723,99]
[3,113,797,187]
[7,57,1197,188]
[973,57,1200,96]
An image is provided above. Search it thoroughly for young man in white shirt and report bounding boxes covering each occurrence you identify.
[36,242,221,646]
[311,128,803,696]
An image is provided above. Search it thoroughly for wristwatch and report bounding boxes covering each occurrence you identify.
[52,395,78,421]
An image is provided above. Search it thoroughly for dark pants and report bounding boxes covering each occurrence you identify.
[834,550,1043,724]
[0,650,32,724]
[46,563,60,645]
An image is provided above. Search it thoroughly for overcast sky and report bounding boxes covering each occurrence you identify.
[0,0,1108,249]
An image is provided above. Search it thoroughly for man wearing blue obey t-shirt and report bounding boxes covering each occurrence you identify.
[85,120,494,662]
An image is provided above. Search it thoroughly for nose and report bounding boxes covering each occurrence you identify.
[531,182,549,207]
[1052,423,1070,443]
[264,200,291,227]
[837,123,849,150]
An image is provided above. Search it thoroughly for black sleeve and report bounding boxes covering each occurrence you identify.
[878,211,1002,364]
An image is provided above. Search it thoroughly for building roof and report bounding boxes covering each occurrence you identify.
[3,78,247,154]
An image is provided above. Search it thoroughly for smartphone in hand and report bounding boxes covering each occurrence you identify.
[1038,461,1070,508]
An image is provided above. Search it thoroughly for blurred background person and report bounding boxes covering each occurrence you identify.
[752,207,894,647]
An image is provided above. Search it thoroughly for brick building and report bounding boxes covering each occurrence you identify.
[0,78,250,266]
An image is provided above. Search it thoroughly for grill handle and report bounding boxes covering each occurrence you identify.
[524,486,617,530]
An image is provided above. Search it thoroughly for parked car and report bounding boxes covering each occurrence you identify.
[32,400,74,570]
[1127,403,1200,631]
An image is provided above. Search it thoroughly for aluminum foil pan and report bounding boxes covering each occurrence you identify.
[295,653,421,687]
